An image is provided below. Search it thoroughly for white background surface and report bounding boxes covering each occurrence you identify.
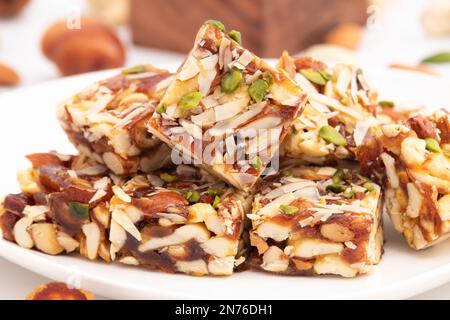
[0,0,449,300]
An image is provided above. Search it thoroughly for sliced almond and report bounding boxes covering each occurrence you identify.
[56,231,80,253]
[82,222,101,260]
[178,56,200,81]
[13,217,34,249]
[214,98,248,122]
[30,223,64,255]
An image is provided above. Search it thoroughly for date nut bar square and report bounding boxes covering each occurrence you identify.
[147,23,307,191]
[1,152,252,276]
[358,110,450,249]
[58,64,174,176]
[248,166,383,277]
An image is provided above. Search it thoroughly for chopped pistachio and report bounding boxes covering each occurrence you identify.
[221,69,243,94]
[263,72,274,86]
[344,190,356,199]
[282,170,292,177]
[326,184,346,194]
[213,195,221,208]
[332,169,345,184]
[159,172,177,183]
[300,68,326,86]
[319,70,331,81]
[363,182,375,192]
[249,79,269,102]
[421,51,450,64]
[179,92,203,111]
[425,138,441,153]
[444,149,450,158]
[186,191,201,203]
[208,188,224,197]
[204,19,226,32]
[251,156,263,172]
[122,65,146,75]
[279,204,299,215]
[68,202,89,220]
[290,127,298,135]
[319,126,348,146]
[379,100,395,108]
[156,103,165,114]
[228,30,242,45]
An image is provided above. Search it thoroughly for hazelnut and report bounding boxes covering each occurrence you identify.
[325,23,364,50]
[42,17,125,76]
[0,63,20,86]
[0,0,29,17]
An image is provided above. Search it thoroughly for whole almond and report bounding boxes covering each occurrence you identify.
[325,23,364,50]
[0,63,20,86]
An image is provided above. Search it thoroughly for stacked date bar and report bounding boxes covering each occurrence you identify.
[248,166,383,277]
[148,22,307,191]
[358,110,450,249]
[278,53,409,164]
[57,64,174,176]
[0,152,251,276]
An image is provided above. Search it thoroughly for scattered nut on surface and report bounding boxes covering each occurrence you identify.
[422,0,450,36]
[41,17,125,76]
[27,282,94,300]
[0,63,20,86]
[88,0,130,26]
[0,0,29,17]
[324,23,364,50]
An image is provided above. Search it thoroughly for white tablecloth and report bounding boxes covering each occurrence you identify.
[0,0,449,300]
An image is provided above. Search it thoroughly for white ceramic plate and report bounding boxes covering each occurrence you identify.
[0,62,449,300]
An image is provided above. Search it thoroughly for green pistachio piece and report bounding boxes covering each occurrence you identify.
[279,204,299,215]
[319,126,348,146]
[179,92,203,111]
[156,103,165,114]
[319,70,331,81]
[282,170,292,177]
[363,182,375,192]
[249,79,269,102]
[204,19,226,32]
[379,100,395,108]
[221,69,243,94]
[213,195,221,209]
[186,191,201,203]
[299,68,326,86]
[344,190,356,199]
[326,184,346,194]
[421,52,450,64]
[263,72,274,86]
[332,169,345,184]
[68,202,89,220]
[228,30,242,45]
[159,173,177,183]
[444,149,450,158]
[207,188,224,197]
[251,156,263,172]
[122,65,146,75]
[425,138,441,153]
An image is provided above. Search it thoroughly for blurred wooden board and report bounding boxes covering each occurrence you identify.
[130,0,367,57]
